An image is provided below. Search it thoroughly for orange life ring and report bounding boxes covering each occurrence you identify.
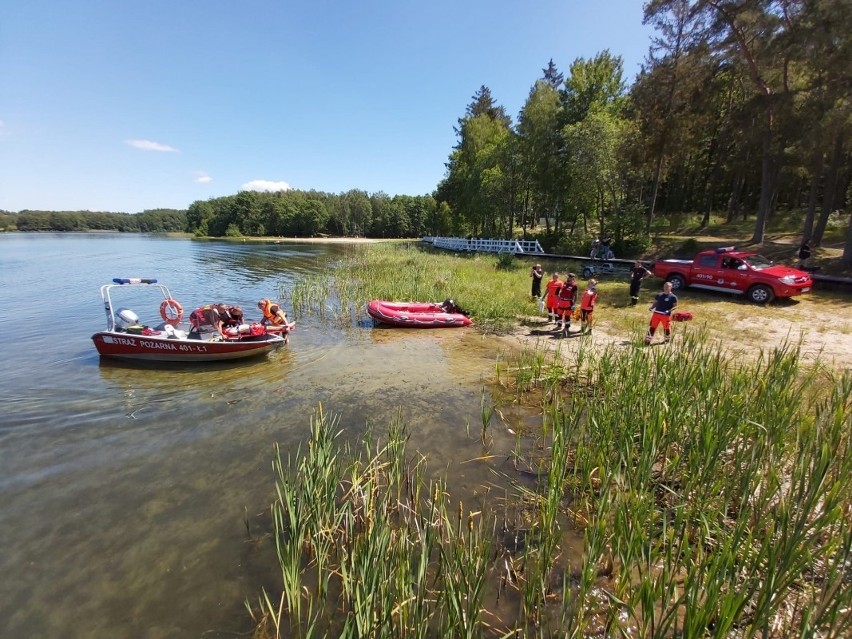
[160,298,184,326]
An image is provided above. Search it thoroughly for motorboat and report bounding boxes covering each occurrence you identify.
[91,278,290,362]
[367,299,472,328]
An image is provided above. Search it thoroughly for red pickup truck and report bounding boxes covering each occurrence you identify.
[653,247,813,303]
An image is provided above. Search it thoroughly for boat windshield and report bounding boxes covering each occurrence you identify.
[743,254,773,271]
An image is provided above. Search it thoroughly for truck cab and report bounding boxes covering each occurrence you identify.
[653,247,813,303]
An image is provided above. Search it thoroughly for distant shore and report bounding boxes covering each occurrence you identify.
[171,233,412,245]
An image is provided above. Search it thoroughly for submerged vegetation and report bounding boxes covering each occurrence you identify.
[251,335,851,638]
[287,242,531,333]
[252,245,851,638]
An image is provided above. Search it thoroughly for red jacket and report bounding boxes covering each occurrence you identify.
[580,288,597,311]
[545,279,562,309]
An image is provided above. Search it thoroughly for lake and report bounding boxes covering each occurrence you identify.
[0,234,527,638]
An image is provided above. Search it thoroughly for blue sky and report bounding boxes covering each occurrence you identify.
[0,1,653,213]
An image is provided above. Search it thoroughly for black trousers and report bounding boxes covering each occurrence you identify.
[629,279,642,303]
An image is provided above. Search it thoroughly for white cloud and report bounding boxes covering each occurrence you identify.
[241,179,291,192]
[125,139,179,152]
[194,171,212,184]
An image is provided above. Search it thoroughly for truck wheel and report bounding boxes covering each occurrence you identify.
[748,285,775,304]
[582,267,593,278]
[666,274,686,290]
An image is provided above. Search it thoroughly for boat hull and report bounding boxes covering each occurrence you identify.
[92,331,284,362]
[367,300,472,328]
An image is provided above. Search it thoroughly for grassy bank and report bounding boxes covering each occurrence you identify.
[251,338,851,637]
[287,242,535,333]
[249,243,850,638]
[283,242,851,364]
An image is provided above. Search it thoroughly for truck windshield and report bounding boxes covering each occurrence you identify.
[744,255,773,270]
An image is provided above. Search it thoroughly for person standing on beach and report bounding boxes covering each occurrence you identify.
[798,241,811,269]
[544,272,562,322]
[645,281,678,345]
[629,260,652,306]
[579,279,598,334]
[530,264,544,300]
[556,273,578,336]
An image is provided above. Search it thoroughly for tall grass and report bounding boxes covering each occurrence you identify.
[497,332,852,637]
[251,404,501,638]
[286,243,548,332]
[253,334,851,637]
[255,244,851,637]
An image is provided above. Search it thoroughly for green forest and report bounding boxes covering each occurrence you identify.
[0,209,186,233]
[3,1,850,262]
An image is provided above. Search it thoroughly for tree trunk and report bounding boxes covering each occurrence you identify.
[842,211,852,265]
[727,171,744,222]
[699,116,722,229]
[812,134,843,247]
[647,154,664,233]
[802,149,824,242]
[750,130,779,245]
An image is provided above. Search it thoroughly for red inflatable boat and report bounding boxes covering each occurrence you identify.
[367,300,472,328]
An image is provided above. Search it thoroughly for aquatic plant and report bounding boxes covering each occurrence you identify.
[253,332,852,638]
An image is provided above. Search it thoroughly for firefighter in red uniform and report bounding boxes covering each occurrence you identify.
[579,279,598,335]
[556,273,578,336]
[645,282,678,344]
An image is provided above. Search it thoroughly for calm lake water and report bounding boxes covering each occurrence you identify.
[0,234,533,638]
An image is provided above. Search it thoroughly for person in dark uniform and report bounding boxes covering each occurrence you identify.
[530,264,544,300]
[797,241,811,269]
[645,282,678,344]
[219,305,244,329]
[629,260,652,306]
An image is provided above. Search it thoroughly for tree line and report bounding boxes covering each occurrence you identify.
[4,2,849,262]
[437,0,851,261]
[184,189,443,239]
[1,209,186,233]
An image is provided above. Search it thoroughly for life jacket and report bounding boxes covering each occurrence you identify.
[259,298,285,326]
[580,289,597,311]
[545,279,562,308]
[558,282,577,304]
[189,304,218,328]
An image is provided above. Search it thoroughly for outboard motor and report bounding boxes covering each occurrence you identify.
[114,308,139,329]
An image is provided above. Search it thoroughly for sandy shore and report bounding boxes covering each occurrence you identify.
[497,303,852,372]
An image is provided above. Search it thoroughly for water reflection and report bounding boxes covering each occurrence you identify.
[0,235,542,639]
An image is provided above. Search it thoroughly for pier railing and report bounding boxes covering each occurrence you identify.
[423,236,545,254]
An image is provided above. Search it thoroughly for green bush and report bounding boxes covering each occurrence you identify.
[554,233,596,257]
[616,235,652,258]
[495,252,518,270]
[676,238,701,257]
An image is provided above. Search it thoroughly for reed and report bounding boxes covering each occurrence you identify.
[283,243,536,332]
[254,403,510,638]
[479,387,495,447]
[256,243,851,637]
[496,331,852,637]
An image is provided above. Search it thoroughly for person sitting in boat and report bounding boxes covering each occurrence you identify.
[188,303,227,338]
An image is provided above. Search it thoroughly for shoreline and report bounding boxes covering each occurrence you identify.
[214,235,411,245]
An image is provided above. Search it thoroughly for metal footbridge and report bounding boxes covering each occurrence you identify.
[423,236,545,254]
